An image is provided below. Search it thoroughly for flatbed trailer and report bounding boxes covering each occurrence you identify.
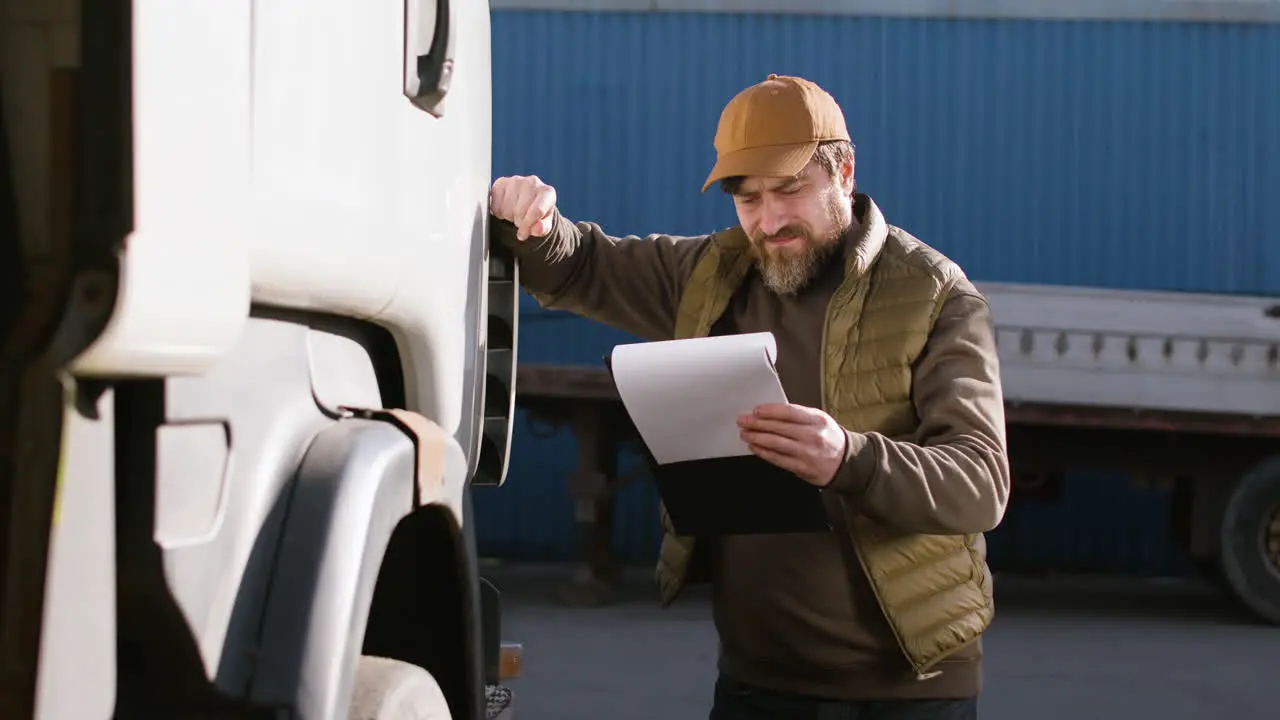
[514,281,1280,624]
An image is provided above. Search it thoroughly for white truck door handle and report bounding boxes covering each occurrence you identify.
[404,0,455,117]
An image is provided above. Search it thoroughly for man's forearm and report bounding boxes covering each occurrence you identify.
[833,430,1009,535]
[496,211,584,303]
[493,209,709,341]
[827,290,1011,535]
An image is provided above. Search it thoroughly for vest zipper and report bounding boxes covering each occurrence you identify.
[822,276,930,679]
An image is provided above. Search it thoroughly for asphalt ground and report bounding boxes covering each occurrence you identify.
[487,563,1280,720]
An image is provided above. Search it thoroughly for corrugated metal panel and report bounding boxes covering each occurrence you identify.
[473,411,577,561]
[491,0,1280,25]
[492,10,1280,295]
[514,312,640,365]
[986,473,1191,576]
[476,312,652,560]
[473,418,662,562]
[475,10,1278,567]
[476,455,1189,572]
[476,465,1190,573]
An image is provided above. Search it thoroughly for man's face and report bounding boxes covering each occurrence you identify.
[730,158,855,295]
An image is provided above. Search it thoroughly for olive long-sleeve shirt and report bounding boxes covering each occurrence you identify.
[495,196,1010,699]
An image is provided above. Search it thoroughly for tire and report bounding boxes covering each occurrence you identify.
[349,656,453,720]
[1218,455,1280,625]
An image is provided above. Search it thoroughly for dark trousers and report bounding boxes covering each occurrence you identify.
[710,675,978,720]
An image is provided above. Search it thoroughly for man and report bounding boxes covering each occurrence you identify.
[489,74,1010,720]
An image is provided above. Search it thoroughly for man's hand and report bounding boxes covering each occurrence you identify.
[490,175,557,241]
[738,403,848,487]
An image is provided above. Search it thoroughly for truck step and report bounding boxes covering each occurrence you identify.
[485,684,513,720]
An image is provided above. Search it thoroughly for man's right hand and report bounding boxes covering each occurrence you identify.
[490,175,558,241]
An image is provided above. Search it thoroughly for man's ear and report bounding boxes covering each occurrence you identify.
[838,157,856,196]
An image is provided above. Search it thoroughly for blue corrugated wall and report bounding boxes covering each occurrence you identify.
[492,11,1280,294]
[474,10,1279,572]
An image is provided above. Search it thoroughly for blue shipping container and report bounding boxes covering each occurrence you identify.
[475,8,1279,570]
[492,10,1280,295]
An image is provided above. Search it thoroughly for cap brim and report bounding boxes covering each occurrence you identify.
[701,141,819,193]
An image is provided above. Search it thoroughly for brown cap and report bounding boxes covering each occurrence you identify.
[702,74,850,192]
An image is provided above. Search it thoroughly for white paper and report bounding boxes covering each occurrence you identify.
[610,332,789,465]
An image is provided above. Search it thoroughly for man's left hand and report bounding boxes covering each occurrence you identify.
[738,403,848,487]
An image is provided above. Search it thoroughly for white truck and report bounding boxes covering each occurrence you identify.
[2,0,520,718]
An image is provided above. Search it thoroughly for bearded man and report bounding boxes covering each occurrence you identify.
[489,74,1011,720]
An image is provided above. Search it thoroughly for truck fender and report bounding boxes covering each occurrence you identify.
[246,416,431,718]
[346,407,454,511]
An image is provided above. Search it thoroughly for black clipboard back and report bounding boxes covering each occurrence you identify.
[603,353,831,536]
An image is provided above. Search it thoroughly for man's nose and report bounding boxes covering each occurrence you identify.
[758,200,788,236]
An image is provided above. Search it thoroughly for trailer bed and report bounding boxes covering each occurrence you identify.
[981,282,1280,421]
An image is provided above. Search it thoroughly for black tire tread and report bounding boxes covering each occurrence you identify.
[1218,455,1280,625]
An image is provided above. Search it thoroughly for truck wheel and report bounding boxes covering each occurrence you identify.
[1219,456,1280,625]
[349,656,452,720]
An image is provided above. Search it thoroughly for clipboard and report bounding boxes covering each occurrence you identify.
[604,354,831,536]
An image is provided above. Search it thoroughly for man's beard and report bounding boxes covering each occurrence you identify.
[750,197,852,295]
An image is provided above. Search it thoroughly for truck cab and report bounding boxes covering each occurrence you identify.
[0,0,519,718]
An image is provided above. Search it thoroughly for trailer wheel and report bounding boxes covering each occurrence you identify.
[1219,456,1280,626]
[349,656,453,720]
